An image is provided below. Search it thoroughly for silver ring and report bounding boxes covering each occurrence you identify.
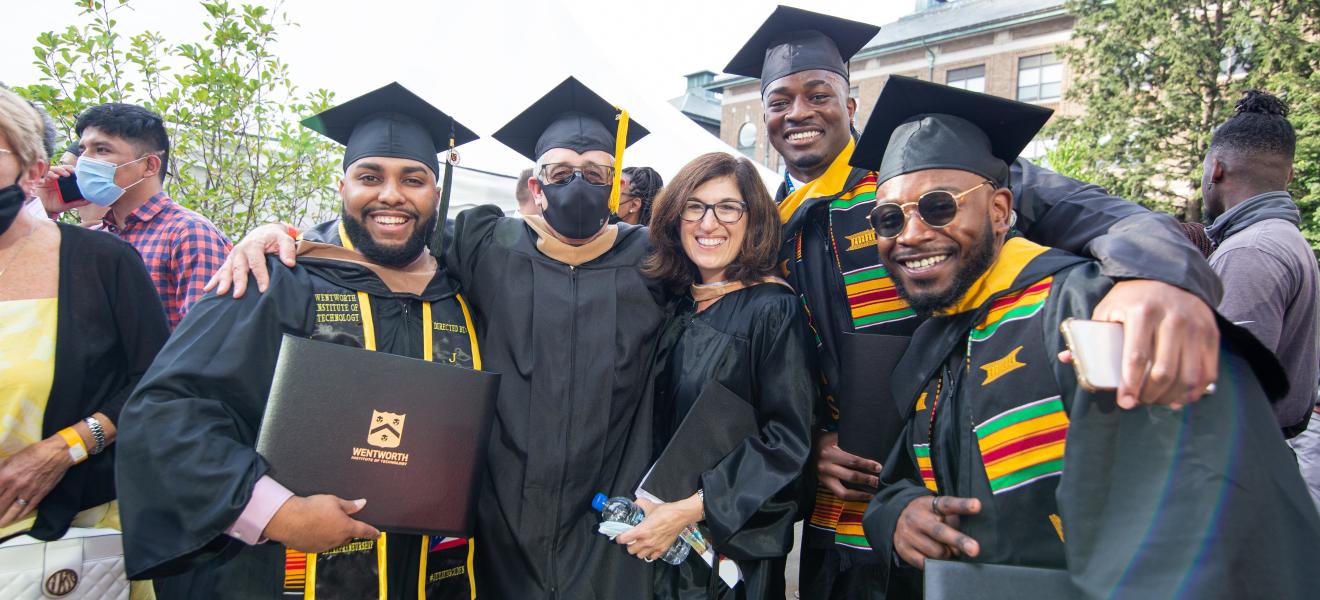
[931,496,944,517]
[1204,382,1217,395]
[14,498,28,506]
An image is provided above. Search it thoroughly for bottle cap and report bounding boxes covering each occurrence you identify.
[591,492,608,512]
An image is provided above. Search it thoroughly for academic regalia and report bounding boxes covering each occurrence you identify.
[451,78,664,599]
[849,79,1319,599]
[118,222,482,599]
[862,238,1320,599]
[757,76,1225,600]
[648,282,816,600]
[117,83,483,600]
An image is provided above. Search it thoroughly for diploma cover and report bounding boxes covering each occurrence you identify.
[924,559,1076,600]
[639,381,759,502]
[835,332,910,492]
[256,334,499,537]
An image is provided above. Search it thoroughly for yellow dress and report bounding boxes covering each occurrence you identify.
[0,298,152,599]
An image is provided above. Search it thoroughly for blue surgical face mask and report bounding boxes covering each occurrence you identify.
[74,154,152,207]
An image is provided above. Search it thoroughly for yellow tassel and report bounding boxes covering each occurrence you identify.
[608,108,630,214]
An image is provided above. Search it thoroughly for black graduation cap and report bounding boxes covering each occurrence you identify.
[301,82,478,177]
[850,76,1054,186]
[491,76,649,162]
[724,5,881,92]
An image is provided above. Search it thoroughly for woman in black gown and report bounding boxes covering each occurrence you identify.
[614,153,816,599]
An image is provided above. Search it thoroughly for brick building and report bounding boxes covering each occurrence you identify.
[710,0,1075,172]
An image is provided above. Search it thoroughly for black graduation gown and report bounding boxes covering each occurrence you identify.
[863,244,1320,600]
[117,220,479,600]
[446,206,667,600]
[649,284,816,600]
[779,151,1225,599]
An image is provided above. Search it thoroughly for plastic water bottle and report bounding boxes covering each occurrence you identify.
[591,493,691,565]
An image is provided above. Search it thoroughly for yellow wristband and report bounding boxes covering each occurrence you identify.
[58,427,88,464]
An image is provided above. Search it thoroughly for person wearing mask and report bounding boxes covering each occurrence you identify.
[0,86,168,599]
[618,152,814,598]
[722,9,1224,596]
[41,103,231,329]
[206,77,666,599]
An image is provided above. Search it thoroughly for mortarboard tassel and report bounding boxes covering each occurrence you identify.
[607,108,630,214]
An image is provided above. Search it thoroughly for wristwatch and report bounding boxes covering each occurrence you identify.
[83,416,106,455]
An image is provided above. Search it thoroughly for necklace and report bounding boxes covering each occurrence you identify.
[0,221,38,283]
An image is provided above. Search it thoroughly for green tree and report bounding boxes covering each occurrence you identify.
[1047,0,1319,243]
[17,0,341,239]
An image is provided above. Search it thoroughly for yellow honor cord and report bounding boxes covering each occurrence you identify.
[304,551,316,599]
[337,221,482,599]
[377,532,389,600]
[608,108,630,214]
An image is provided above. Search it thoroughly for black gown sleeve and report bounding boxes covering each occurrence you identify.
[100,239,170,423]
[116,259,312,579]
[1046,264,1320,600]
[444,205,503,294]
[863,422,932,576]
[1010,159,1222,306]
[698,294,816,560]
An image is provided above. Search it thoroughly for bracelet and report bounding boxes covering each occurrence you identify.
[696,489,705,521]
[57,427,88,465]
[83,416,106,455]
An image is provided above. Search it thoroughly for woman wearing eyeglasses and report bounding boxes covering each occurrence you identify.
[613,153,815,599]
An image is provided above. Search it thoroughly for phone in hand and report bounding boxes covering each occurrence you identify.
[57,172,83,204]
[1059,318,1123,392]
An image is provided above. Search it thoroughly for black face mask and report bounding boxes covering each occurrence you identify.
[540,173,612,240]
[0,177,25,237]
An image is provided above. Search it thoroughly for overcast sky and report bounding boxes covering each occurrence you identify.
[4,0,912,177]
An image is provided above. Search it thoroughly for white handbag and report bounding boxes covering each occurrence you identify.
[0,528,128,599]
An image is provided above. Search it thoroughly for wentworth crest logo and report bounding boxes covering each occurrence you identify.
[369,410,406,448]
[352,409,410,466]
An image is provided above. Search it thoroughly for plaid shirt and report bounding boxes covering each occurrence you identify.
[103,192,231,329]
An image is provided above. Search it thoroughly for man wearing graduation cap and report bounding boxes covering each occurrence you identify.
[451,76,664,599]
[206,76,665,599]
[854,76,1319,599]
[117,83,484,600]
[723,7,1225,597]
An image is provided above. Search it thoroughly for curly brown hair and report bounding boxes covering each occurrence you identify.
[643,152,781,291]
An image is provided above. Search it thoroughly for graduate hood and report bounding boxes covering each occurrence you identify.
[296,219,459,301]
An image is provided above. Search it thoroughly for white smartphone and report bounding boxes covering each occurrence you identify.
[1059,318,1123,392]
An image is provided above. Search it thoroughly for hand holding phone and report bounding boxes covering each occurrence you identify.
[1059,318,1123,392]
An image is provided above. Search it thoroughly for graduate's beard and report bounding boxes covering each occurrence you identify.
[888,220,998,318]
[341,208,436,268]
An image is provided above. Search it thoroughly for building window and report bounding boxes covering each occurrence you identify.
[946,65,986,93]
[1017,53,1063,102]
[737,122,757,158]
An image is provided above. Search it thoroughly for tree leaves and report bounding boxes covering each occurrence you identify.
[15,0,340,240]
[1049,0,1319,243]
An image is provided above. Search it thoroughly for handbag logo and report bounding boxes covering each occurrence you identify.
[368,410,406,448]
[45,568,78,596]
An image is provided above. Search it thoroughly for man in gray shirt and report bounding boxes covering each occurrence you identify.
[1203,90,1320,512]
